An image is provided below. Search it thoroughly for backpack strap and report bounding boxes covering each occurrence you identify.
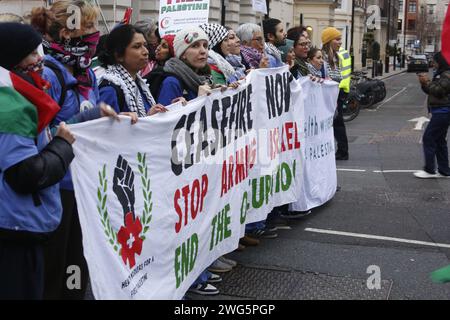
[44,60,76,107]
[99,80,126,112]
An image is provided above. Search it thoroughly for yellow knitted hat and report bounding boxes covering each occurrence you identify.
[321,27,341,45]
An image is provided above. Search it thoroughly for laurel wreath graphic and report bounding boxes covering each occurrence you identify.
[97,164,120,254]
[137,152,153,240]
[96,152,153,252]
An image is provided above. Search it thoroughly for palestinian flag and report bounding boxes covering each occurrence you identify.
[0,66,60,138]
[442,4,450,65]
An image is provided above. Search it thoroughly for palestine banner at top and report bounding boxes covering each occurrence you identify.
[159,0,210,36]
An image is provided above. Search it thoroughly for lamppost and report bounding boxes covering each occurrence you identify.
[350,0,355,72]
[402,0,407,67]
[385,0,391,74]
[221,0,226,25]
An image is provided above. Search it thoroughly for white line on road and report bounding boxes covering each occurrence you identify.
[368,87,407,111]
[372,170,417,173]
[337,168,418,173]
[304,228,450,249]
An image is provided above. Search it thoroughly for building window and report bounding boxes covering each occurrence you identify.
[407,19,415,30]
[409,1,416,13]
[427,37,433,45]
[399,0,403,12]
[427,5,435,15]
[398,19,403,31]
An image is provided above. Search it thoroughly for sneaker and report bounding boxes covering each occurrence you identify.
[246,228,278,239]
[218,256,237,268]
[266,217,291,230]
[414,170,438,179]
[240,236,260,246]
[207,272,222,284]
[437,171,450,178]
[208,259,233,273]
[188,283,219,296]
[280,210,312,219]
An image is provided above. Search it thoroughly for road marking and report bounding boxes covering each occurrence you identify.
[368,87,407,111]
[304,228,450,249]
[408,116,430,130]
[372,170,417,173]
[337,168,418,173]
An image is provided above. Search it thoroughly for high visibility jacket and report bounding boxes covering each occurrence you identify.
[337,48,352,93]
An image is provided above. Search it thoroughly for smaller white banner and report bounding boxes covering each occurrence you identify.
[159,0,210,36]
[252,0,268,15]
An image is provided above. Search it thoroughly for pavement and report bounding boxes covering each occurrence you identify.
[189,70,450,300]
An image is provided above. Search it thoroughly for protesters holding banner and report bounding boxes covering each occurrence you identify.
[134,19,160,77]
[236,23,269,70]
[414,52,450,178]
[152,27,221,295]
[30,0,101,300]
[307,47,327,78]
[224,28,247,80]
[321,27,349,161]
[287,27,311,78]
[157,26,214,106]
[0,22,75,300]
[199,23,242,85]
[263,18,287,68]
[144,34,175,99]
[98,24,167,116]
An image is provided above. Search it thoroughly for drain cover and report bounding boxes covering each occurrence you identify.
[216,265,392,300]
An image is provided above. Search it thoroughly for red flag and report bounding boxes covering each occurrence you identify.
[442,4,450,64]
[9,71,60,133]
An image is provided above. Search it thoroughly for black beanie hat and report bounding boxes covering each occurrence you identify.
[0,23,42,70]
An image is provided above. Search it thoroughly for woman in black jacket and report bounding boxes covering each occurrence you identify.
[414,52,450,178]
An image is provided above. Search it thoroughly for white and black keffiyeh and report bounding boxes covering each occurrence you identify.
[199,23,229,49]
[100,64,156,117]
[265,42,283,63]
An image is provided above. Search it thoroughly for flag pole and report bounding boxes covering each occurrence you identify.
[93,0,110,33]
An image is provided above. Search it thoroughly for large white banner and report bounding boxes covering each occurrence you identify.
[291,78,339,211]
[70,66,305,300]
[158,0,210,36]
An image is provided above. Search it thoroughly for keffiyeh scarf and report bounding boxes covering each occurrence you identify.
[100,64,156,117]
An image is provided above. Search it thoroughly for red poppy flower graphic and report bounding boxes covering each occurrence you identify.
[117,212,143,268]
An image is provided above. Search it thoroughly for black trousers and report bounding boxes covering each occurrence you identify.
[334,90,349,156]
[43,189,88,300]
[422,112,450,175]
[0,241,44,300]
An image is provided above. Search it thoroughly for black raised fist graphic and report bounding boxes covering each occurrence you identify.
[113,155,135,221]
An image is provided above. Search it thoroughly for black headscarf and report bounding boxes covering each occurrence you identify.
[434,51,450,74]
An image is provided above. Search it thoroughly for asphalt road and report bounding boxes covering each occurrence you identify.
[196,70,450,300]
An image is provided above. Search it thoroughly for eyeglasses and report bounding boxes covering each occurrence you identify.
[297,41,311,48]
[252,37,264,43]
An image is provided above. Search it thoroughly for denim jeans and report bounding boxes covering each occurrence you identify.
[422,112,450,175]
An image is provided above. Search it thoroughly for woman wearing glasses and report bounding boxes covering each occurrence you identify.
[287,27,311,78]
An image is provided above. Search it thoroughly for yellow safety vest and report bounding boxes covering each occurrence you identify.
[337,48,352,93]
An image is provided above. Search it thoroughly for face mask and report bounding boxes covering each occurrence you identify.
[45,31,100,69]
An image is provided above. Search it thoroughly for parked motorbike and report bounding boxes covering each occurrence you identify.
[352,71,387,108]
